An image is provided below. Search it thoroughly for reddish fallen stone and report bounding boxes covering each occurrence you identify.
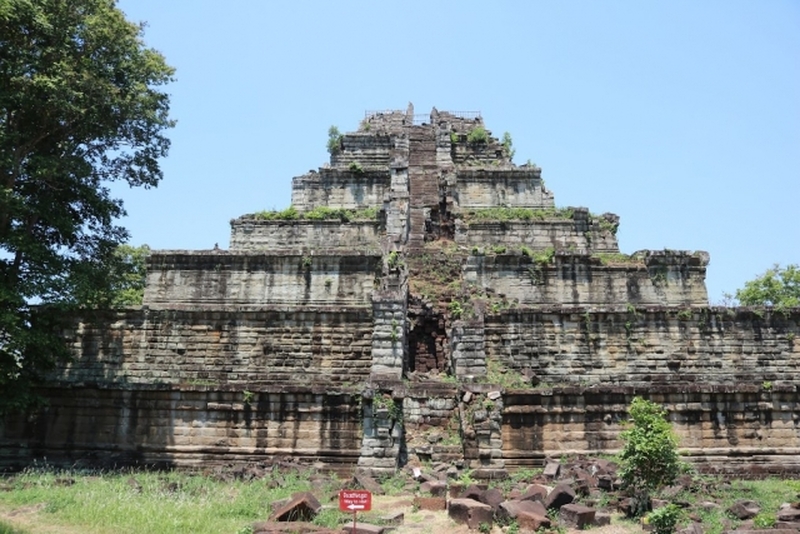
[413,496,447,511]
[543,461,561,479]
[544,483,576,510]
[520,484,548,502]
[459,484,486,501]
[497,499,547,522]
[268,492,322,522]
[448,498,494,530]
[480,487,505,511]
[353,471,384,496]
[340,522,386,534]
[517,510,551,531]
[420,480,448,497]
[253,521,338,533]
[560,503,596,529]
[594,512,612,527]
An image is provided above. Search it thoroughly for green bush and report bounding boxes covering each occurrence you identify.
[647,504,681,534]
[619,398,680,516]
[326,125,342,155]
[467,126,488,144]
[501,131,515,160]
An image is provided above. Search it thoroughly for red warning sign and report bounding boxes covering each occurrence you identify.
[338,489,372,512]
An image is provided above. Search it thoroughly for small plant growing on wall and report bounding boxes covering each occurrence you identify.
[348,161,363,174]
[387,250,403,270]
[467,126,488,144]
[501,131,515,160]
[326,125,342,155]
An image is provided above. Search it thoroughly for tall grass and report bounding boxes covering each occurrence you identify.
[0,467,343,534]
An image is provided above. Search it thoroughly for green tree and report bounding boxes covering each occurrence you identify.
[0,0,174,413]
[618,397,680,516]
[70,244,150,307]
[734,264,800,309]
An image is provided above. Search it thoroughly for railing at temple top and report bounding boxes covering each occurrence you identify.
[363,110,482,124]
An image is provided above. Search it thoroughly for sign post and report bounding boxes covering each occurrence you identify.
[338,489,372,533]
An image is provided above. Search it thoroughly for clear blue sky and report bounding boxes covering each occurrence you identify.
[115,0,799,303]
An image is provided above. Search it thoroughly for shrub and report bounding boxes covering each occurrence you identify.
[619,397,680,516]
[467,126,488,144]
[647,503,681,534]
[326,125,342,155]
[501,131,515,160]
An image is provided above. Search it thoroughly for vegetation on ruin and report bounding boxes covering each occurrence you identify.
[481,358,530,389]
[592,252,644,266]
[501,131,515,160]
[461,207,575,222]
[730,263,800,309]
[466,126,488,144]
[0,0,175,414]
[253,205,379,222]
[326,125,342,155]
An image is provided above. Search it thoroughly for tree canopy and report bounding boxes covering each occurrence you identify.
[735,264,800,309]
[0,0,174,413]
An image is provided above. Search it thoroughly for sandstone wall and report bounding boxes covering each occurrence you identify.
[229,219,381,252]
[502,386,800,474]
[329,134,393,168]
[485,309,800,386]
[58,309,374,386]
[465,251,709,308]
[455,218,618,253]
[291,169,391,211]
[0,386,362,471]
[452,169,554,209]
[143,252,379,308]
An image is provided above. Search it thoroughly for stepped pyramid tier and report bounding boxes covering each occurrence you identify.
[151,105,708,312]
[1,106,797,477]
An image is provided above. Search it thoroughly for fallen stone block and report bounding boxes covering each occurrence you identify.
[778,507,800,522]
[560,503,596,529]
[448,498,494,530]
[341,522,386,534]
[413,496,447,511]
[676,523,703,534]
[380,511,404,526]
[458,484,486,501]
[594,512,612,527]
[419,480,447,497]
[497,499,547,522]
[354,470,384,495]
[543,461,561,479]
[253,520,337,533]
[544,482,576,510]
[268,491,322,522]
[519,484,548,502]
[480,487,505,511]
[517,510,551,531]
[728,500,760,520]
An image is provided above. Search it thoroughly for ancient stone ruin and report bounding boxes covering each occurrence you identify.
[2,105,798,475]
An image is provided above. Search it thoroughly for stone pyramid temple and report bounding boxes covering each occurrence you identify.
[1,106,798,475]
